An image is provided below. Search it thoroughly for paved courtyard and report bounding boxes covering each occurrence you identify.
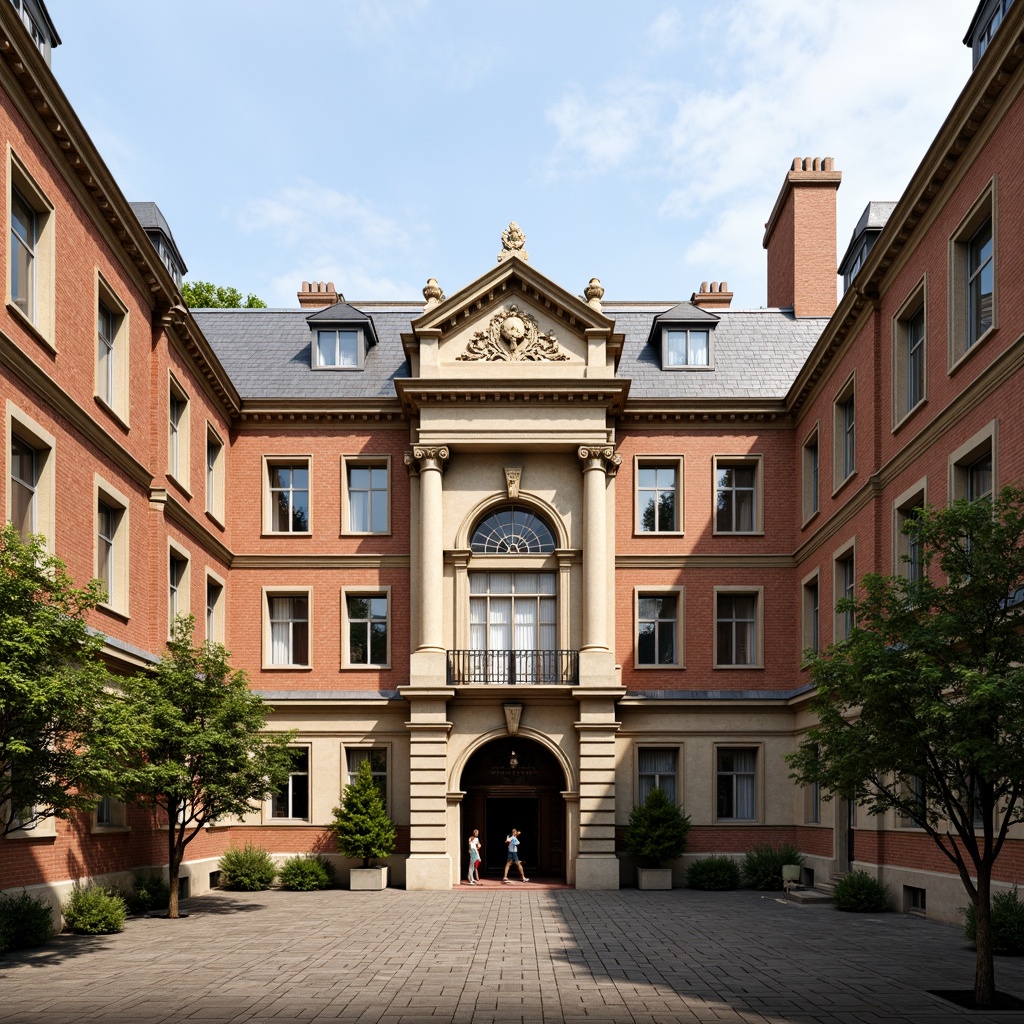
[1,885,1022,1024]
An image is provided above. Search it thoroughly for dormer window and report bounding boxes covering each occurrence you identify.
[316,329,361,368]
[648,302,718,371]
[967,0,1015,66]
[306,300,377,371]
[665,329,710,367]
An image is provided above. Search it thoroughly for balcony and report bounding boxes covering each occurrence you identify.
[446,649,579,685]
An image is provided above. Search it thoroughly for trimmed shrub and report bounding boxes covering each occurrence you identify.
[0,891,55,953]
[686,855,741,891]
[965,887,1024,954]
[741,843,804,891]
[219,842,277,891]
[832,871,891,912]
[279,855,336,892]
[62,885,127,935]
[122,875,170,915]
[624,787,692,867]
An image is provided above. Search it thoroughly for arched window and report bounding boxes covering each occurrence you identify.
[470,506,555,554]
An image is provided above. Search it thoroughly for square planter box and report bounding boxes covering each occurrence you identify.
[636,867,673,890]
[350,866,388,891]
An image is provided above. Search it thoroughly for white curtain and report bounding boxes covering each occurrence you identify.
[270,597,293,665]
[734,749,756,819]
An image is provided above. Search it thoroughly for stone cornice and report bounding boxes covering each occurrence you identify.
[785,5,1024,417]
[0,329,152,488]
[150,488,233,564]
[237,398,405,425]
[620,398,790,425]
[394,378,630,417]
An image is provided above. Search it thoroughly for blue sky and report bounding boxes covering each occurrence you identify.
[47,0,973,309]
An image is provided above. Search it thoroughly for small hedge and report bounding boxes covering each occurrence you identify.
[965,887,1024,954]
[121,875,170,915]
[686,856,741,891]
[0,891,54,954]
[62,885,127,935]
[219,842,277,891]
[832,871,890,913]
[741,843,804,891]
[279,855,336,891]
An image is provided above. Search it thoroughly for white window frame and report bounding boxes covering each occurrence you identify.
[661,326,713,369]
[949,179,997,369]
[262,456,312,535]
[714,744,761,822]
[712,454,764,535]
[713,586,763,669]
[167,373,191,493]
[948,421,997,502]
[893,278,927,428]
[341,586,392,669]
[5,401,55,550]
[801,423,819,526]
[832,374,856,492]
[6,147,55,346]
[634,455,684,535]
[832,537,857,642]
[205,568,226,644]
[95,273,130,425]
[313,327,365,370]
[269,745,310,822]
[632,586,684,670]
[205,424,225,525]
[893,479,928,582]
[341,454,391,536]
[95,475,130,617]
[263,587,312,669]
[168,540,191,634]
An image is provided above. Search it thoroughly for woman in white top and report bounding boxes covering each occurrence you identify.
[467,829,481,884]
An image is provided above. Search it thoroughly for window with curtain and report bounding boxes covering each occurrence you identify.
[269,595,309,666]
[717,748,756,820]
[638,748,677,804]
[346,748,387,803]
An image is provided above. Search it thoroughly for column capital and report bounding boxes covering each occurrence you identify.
[577,445,622,477]
[404,445,450,474]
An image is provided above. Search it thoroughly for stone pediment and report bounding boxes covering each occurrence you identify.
[401,249,623,380]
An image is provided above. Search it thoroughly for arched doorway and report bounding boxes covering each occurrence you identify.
[460,736,568,882]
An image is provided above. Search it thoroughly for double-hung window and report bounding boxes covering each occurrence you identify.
[316,329,359,368]
[169,548,189,628]
[272,748,309,820]
[665,329,709,367]
[347,464,388,533]
[10,187,36,319]
[833,377,856,488]
[268,593,309,667]
[268,461,310,533]
[345,593,389,667]
[950,186,996,364]
[716,748,756,820]
[636,459,681,533]
[346,748,387,805]
[97,303,115,406]
[638,748,677,804]
[715,590,759,667]
[801,429,819,523]
[636,593,680,667]
[834,548,856,641]
[714,457,761,533]
[167,377,190,488]
[9,435,36,542]
[967,219,994,348]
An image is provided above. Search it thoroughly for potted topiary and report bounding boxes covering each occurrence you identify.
[625,787,691,890]
[330,758,396,890]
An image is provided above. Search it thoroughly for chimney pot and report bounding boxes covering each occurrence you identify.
[297,279,340,309]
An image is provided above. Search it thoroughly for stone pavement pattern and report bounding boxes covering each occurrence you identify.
[1,887,1022,1024]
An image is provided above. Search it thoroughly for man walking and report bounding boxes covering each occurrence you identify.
[502,828,529,883]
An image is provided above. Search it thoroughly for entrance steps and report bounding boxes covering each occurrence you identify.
[783,872,844,905]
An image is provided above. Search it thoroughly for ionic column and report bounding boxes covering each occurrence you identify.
[577,445,620,651]
[404,445,449,652]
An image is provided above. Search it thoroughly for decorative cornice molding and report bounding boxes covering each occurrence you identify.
[457,305,569,363]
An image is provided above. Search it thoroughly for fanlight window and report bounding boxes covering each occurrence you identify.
[470,507,555,554]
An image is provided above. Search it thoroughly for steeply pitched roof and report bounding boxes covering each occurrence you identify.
[129,201,187,274]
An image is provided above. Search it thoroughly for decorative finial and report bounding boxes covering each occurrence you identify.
[422,277,445,310]
[584,277,604,311]
[498,221,529,262]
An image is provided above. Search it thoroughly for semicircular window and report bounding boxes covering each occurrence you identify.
[471,506,556,554]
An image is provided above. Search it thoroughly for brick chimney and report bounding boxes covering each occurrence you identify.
[762,157,841,317]
[297,280,340,309]
[690,281,733,310]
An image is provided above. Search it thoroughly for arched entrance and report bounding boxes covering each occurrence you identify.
[460,736,568,882]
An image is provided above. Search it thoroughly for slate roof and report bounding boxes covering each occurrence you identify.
[129,201,188,274]
[838,200,897,271]
[194,304,826,404]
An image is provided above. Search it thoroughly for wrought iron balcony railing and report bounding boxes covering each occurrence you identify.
[446,649,579,685]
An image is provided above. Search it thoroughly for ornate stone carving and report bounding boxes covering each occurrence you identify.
[497,221,528,262]
[503,703,523,736]
[504,466,522,499]
[457,304,569,363]
[577,444,622,477]
[422,277,445,310]
[404,446,450,474]
[584,278,604,311]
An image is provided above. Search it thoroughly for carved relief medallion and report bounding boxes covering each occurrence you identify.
[457,304,569,362]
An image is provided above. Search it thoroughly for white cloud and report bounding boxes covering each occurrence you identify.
[240,183,425,305]
[648,8,683,50]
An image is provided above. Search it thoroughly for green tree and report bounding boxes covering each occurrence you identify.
[0,525,130,847]
[330,758,396,868]
[181,279,266,309]
[624,786,691,867]
[119,617,294,918]
[787,487,1024,1008]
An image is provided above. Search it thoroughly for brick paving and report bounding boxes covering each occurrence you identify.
[1,886,1022,1023]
